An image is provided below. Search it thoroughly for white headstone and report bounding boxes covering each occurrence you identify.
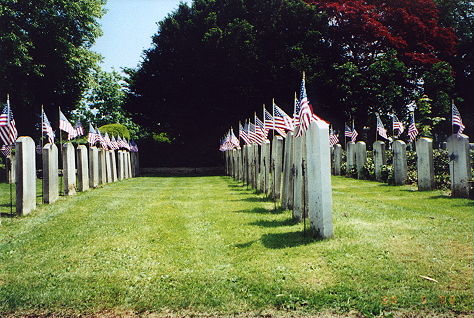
[355,141,367,179]
[306,121,333,239]
[393,140,407,185]
[62,143,76,196]
[292,134,304,221]
[416,138,434,191]
[42,143,59,204]
[88,147,99,188]
[271,136,284,201]
[346,141,356,173]
[373,141,386,181]
[111,150,118,182]
[333,144,342,176]
[76,145,89,192]
[282,132,295,209]
[447,134,471,198]
[16,137,36,215]
[98,148,107,185]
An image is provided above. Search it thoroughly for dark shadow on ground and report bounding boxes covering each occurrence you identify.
[0,212,16,217]
[231,196,274,202]
[260,231,316,249]
[235,207,286,214]
[234,239,260,248]
[249,218,299,228]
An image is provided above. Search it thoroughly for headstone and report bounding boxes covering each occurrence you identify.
[346,141,356,173]
[292,134,304,221]
[127,151,133,178]
[248,145,255,188]
[98,148,107,185]
[62,143,76,196]
[254,145,260,190]
[306,121,333,239]
[105,149,113,183]
[447,134,471,198]
[355,141,367,179]
[282,132,294,209]
[393,140,407,185]
[111,150,118,182]
[117,150,124,181]
[76,145,89,192]
[134,152,140,177]
[333,144,342,176]
[416,138,434,191]
[271,135,284,201]
[373,141,386,181]
[42,143,59,204]
[123,151,129,179]
[6,154,16,184]
[15,137,36,215]
[262,141,271,195]
[88,147,99,188]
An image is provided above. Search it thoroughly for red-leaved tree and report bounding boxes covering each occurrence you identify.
[306,0,457,66]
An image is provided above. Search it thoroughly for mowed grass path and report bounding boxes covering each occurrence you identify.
[0,176,472,316]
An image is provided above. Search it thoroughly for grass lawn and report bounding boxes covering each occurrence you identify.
[0,176,472,317]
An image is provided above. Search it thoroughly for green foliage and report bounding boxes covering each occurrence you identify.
[98,123,130,140]
[0,0,106,136]
[152,132,173,144]
[75,69,142,139]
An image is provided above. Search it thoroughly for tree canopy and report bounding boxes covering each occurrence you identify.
[0,0,105,136]
[125,0,464,166]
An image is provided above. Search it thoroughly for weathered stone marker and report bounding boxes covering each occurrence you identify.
[16,137,36,215]
[355,141,367,179]
[111,150,118,182]
[271,136,284,201]
[6,154,16,184]
[393,140,407,185]
[62,143,76,196]
[117,151,124,180]
[282,132,294,209]
[333,144,342,176]
[346,141,356,173]
[98,148,107,185]
[88,147,99,188]
[127,151,133,178]
[42,143,59,204]
[105,149,113,183]
[447,134,471,198]
[77,145,89,192]
[262,141,271,195]
[293,134,304,221]
[373,141,386,181]
[306,121,333,239]
[416,138,434,191]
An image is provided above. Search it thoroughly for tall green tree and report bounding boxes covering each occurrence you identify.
[0,0,105,137]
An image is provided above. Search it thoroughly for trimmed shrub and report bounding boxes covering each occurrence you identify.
[99,123,130,139]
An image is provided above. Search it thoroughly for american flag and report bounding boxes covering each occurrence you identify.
[263,107,274,132]
[408,113,418,142]
[239,122,251,145]
[344,124,353,138]
[104,133,113,149]
[130,140,139,152]
[230,127,240,147]
[74,121,84,138]
[293,92,300,127]
[88,124,98,146]
[59,110,76,140]
[248,122,263,145]
[392,114,404,135]
[376,113,388,140]
[452,101,465,135]
[295,73,327,137]
[255,114,268,139]
[273,101,294,131]
[0,96,18,147]
[329,129,339,146]
[344,124,358,142]
[111,135,120,150]
[41,109,55,144]
[97,129,108,149]
[1,144,13,157]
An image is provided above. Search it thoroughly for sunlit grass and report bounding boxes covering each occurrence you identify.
[0,176,472,316]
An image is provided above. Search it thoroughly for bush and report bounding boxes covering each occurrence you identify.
[433,149,450,189]
[361,156,375,180]
[99,123,130,139]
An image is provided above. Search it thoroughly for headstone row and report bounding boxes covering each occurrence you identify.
[225,121,334,239]
[329,134,472,199]
[15,137,139,216]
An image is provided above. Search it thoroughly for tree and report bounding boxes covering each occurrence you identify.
[0,0,105,137]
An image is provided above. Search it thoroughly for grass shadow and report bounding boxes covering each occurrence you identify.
[235,207,286,215]
[0,212,16,217]
[261,231,316,249]
[249,218,299,228]
[232,196,274,202]
[234,239,259,248]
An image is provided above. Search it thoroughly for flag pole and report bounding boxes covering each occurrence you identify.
[59,106,63,196]
[375,114,378,142]
[6,94,13,215]
[451,99,454,135]
[40,105,44,202]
